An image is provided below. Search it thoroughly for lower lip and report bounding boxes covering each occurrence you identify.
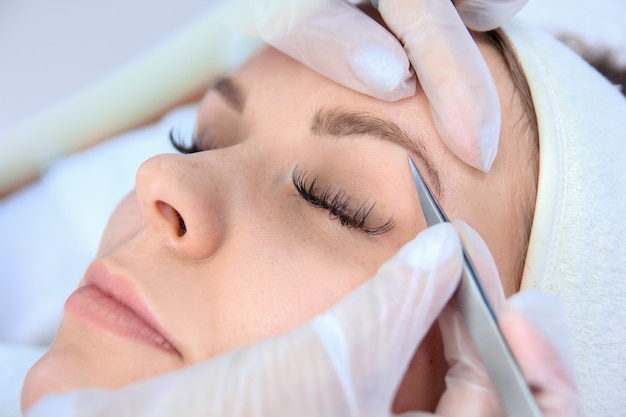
[65,284,176,353]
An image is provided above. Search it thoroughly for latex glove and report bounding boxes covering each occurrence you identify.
[375,0,528,172]
[27,223,464,416]
[427,220,582,417]
[220,0,415,101]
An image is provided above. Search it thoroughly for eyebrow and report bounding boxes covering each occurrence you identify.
[212,77,246,113]
[310,107,442,196]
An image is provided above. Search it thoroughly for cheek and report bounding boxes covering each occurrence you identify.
[198,232,387,356]
[228,245,369,334]
[392,324,448,413]
[97,192,143,256]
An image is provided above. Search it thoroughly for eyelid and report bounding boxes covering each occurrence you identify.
[292,166,395,236]
[193,128,222,152]
[170,124,227,154]
[193,84,247,152]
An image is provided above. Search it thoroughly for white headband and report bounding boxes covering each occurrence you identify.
[504,20,626,416]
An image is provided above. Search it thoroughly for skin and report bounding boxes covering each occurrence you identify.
[22,34,534,413]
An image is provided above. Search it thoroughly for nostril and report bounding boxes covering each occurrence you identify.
[155,201,187,237]
[176,211,187,237]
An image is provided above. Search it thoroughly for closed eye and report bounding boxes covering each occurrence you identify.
[292,166,395,236]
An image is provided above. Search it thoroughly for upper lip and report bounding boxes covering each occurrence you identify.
[83,260,181,357]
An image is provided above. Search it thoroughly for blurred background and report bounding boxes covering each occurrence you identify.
[0,0,210,131]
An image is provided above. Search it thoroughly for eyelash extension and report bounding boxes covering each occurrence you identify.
[292,166,394,236]
[169,129,200,154]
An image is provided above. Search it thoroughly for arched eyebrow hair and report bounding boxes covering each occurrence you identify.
[212,77,246,113]
[310,107,442,197]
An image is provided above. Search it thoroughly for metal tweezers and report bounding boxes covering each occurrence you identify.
[408,156,543,417]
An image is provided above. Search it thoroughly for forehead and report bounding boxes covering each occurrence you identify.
[232,34,518,139]
[231,46,440,152]
[235,46,431,112]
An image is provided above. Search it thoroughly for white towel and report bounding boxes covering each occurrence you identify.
[504,20,626,416]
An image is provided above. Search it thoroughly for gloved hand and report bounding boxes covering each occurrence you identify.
[220,0,416,101]
[429,221,582,417]
[221,0,527,172]
[374,0,529,172]
[26,222,580,416]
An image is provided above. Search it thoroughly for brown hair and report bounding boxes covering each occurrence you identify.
[485,28,539,289]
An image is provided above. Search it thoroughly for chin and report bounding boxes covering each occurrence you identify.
[22,325,182,413]
[21,346,87,412]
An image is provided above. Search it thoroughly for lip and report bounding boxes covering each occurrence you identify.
[65,261,179,356]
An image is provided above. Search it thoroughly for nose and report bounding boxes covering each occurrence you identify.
[135,153,228,259]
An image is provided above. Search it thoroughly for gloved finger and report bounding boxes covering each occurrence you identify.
[378,0,501,172]
[221,0,416,101]
[307,222,464,408]
[455,0,529,31]
[431,220,509,416]
[500,291,583,416]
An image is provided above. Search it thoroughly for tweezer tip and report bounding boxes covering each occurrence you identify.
[408,154,448,226]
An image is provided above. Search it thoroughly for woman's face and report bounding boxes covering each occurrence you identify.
[23,35,535,413]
